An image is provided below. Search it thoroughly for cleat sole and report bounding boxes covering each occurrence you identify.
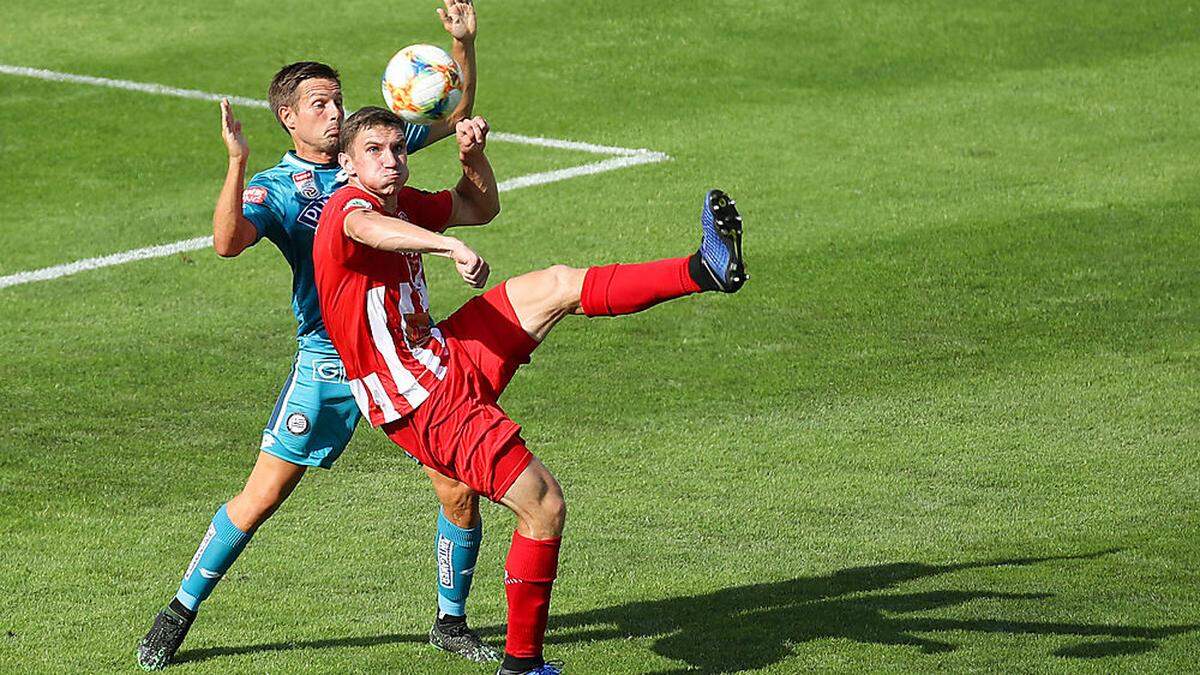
[705,189,746,291]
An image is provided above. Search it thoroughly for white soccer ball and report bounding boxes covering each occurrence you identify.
[381,44,463,125]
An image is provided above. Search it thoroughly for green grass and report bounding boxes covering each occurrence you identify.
[1,1,1199,672]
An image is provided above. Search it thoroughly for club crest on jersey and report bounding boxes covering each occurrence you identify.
[243,186,267,205]
[291,170,320,199]
[345,198,373,212]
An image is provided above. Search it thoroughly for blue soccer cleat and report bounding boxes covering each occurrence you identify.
[497,660,564,675]
[698,189,746,292]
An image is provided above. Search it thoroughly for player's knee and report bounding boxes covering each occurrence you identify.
[544,264,584,310]
[530,483,566,538]
[437,482,480,528]
[230,485,289,529]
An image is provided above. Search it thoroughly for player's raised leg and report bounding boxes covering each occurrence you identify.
[426,467,500,663]
[137,452,305,670]
[503,188,746,343]
[494,457,566,675]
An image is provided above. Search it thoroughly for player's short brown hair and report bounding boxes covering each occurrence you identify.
[267,61,341,131]
[339,107,407,154]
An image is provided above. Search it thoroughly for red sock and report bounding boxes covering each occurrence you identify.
[579,257,701,317]
[503,531,561,659]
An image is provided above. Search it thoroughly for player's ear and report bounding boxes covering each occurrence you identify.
[338,152,354,175]
[279,105,297,132]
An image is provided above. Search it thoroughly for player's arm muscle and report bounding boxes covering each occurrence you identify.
[213,99,259,257]
[212,161,259,257]
[344,208,490,289]
[344,210,461,255]
[448,118,499,227]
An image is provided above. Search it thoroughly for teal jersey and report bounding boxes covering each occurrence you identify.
[241,124,431,344]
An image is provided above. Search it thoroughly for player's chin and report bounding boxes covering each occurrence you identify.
[317,135,340,154]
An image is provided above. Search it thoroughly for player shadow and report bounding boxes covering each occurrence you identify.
[173,549,1199,670]
[538,549,1198,673]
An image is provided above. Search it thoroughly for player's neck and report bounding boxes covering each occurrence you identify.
[291,141,336,166]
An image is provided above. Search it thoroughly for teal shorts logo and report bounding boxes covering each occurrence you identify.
[312,358,346,383]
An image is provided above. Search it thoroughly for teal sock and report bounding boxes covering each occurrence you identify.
[435,507,482,617]
[174,504,252,611]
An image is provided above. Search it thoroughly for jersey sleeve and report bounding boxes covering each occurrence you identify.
[404,122,433,155]
[325,190,382,267]
[241,175,284,243]
[399,188,453,233]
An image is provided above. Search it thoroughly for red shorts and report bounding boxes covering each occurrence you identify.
[382,283,539,502]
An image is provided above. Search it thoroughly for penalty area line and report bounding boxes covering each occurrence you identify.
[0,63,671,290]
[0,152,668,290]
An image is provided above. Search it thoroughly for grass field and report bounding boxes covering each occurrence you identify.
[2,1,1199,672]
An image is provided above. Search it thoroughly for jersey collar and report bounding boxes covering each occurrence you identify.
[282,150,339,171]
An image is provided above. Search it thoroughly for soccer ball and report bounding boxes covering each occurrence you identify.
[381,44,463,125]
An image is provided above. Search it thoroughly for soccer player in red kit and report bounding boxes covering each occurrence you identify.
[313,107,746,675]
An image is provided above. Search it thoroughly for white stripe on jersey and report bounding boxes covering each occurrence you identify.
[361,373,401,423]
[348,379,372,419]
[366,285,431,410]
[411,327,448,381]
[395,281,448,381]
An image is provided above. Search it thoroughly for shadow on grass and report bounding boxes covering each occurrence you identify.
[174,549,1198,671]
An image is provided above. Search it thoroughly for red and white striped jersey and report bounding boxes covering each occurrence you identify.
[313,183,454,426]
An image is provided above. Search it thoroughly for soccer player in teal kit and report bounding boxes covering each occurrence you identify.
[136,2,498,669]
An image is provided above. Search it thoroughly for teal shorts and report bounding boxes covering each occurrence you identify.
[260,342,360,469]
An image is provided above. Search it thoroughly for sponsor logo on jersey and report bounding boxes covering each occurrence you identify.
[243,186,268,205]
[292,170,320,199]
[437,535,455,588]
[345,198,374,212]
[297,195,330,231]
[312,358,347,383]
[286,413,310,436]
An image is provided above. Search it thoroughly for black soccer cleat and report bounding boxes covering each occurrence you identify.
[697,188,747,293]
[136,606,194,671]
[429,617,501,663]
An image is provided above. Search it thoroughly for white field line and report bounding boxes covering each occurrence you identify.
[0,238,213,290]
[0,64,671,290]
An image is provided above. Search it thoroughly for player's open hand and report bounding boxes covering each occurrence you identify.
[451,241,490,289]
[437,0,476,43]
[456,116,488,160]
[220,98,249,163]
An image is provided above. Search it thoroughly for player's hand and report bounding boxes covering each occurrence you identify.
[456,116,488,160]
[437,0,476,43]
[220,98,249,163]
[451,241,489,289]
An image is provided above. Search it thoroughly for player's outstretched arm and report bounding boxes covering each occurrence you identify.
[426,0,478,145]
[344,210,490,288]
[447,116,499,227]
[213,99,260,257]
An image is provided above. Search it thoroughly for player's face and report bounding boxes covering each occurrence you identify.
[281,78,344,155]
[342,126,409,196]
